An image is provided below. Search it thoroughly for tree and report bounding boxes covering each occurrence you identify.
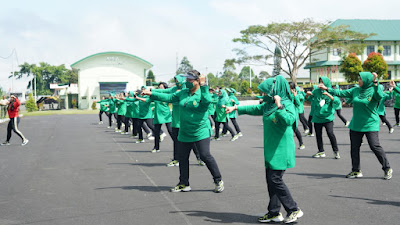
[25,93,38,112]
[240,80,250,95]
[238,66,255,81]
[229,82,239,91]
[259,70,270,80]
[176,56,193,74]
[232,18,374,83]
[207,73,218,87]
[146,70,155,86]
[362,52,388,79]
[340,53,363,82]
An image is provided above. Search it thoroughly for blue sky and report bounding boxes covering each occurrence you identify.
[1,0,400,92]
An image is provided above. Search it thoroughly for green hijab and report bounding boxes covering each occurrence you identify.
[359,72,375,99]
[217,89,229,107]
[258,75,294,117]
[174,74,186,90]
[319,76,332,88]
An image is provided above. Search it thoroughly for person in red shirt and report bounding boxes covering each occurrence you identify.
[1,95,28,146]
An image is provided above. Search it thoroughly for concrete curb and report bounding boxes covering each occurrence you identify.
[0,114,23,124]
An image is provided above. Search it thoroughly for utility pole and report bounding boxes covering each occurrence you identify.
[249,66,252,88]
[33,69,37,102]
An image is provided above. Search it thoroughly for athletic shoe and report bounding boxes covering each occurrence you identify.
[98,121,103,124]
[334,152,340,159]
[166,160,179,167]
[237,132,243,137]
[1,141,10,146]
[120,132,125,134]
[136,139,145,143]
[160,133,167,142]
[345,121,350,127]
[22,139,29,146]
[258,212,284,223]
[382,122,386,126]
[213,137,221,141]
[198,160,206,166]
[304,129,309,134]
[211,125,215,130]
[298,144,305,150]
[221,133,228,137]
[346,171,363,178]
[384,168,393,180]
[147,132,153,138]
[107,126,112,129]
[395,123,400,127]
[307,133,314,137]
[312,152,326,158]
[284,209,304,223]
[219,128,223,133]
[170,184,191,192]
[389,128,394,134]
[230,135,239,142]
[214,180,224,193]
[115,129,121,133]
[148,136,155,140]
[151,149,160,153]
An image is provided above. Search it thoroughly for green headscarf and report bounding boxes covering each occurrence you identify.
[174,74,186,89]
[319,76,332,88]
[258,75,294,117]
[359,72,375,99]
[217,89,229,107]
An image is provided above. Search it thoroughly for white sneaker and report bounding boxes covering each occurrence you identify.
[389,128,394,134]
[22,139,29,146]
[147,132,153,138]
[160,133,167,141]
[299,144,305,150]
[345,121,350,127]
[284,209,303,223]
[148,136,155,140]
[237,132,243,137]
[304,129,309,134]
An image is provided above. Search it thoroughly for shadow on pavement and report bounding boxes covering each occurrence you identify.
[171,210,256,224]
[330,195,400,207]
[95,185,171,192]
[109,162,167,167]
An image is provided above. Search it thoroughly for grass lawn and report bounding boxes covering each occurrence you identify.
[21,109,98,117]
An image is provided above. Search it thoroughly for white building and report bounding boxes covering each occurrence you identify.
[70,51,153,109]
[304,19,400,83]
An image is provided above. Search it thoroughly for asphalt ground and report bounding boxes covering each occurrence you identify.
[0,107,399,225]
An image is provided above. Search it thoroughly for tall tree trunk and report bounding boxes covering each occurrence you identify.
[291,66,298,84]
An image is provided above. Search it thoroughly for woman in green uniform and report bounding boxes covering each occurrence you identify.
[114,93,127,133]
[305,85,317,137]
[150,82,172,152]
[225,75,303,223]
[377,85,394,133]
[289,83,305,150]
[135,86,155,143]
[321,72,392,180]
[214,89,237,141]
[307,77,340,159]
[392,83,400,126]
[333,85,349,126]
[142,70,224,193]
[106,94,117,129]
[97,96,109,125]
[222,88,242,137]
[207,88,217,129]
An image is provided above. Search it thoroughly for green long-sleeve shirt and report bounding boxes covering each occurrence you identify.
[238,102,296,170]
[227,94,239,119]
[116,99,127,116]
[329,84,383,132]
[150,86,211,142]
[377,91,392,116]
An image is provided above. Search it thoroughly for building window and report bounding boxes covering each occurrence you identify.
[332,48,341,56]
[383,46,391,56]
[367,45,375,55]
[91,96,97,100]
[388,71,392,80]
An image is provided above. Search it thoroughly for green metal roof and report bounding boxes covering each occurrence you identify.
[70,51,153,68]
[304,61,342,69]
[330,19,400,41]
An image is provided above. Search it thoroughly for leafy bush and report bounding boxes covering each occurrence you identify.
[71,99,77,109]
[25,93,38,112]
[91,101,97,110]
[363,52,388,79]
[340,53,363,82]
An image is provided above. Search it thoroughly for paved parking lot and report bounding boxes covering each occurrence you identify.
[0,107,399,225]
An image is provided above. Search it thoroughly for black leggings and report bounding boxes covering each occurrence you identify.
[223,118,241,133]
[117,115,124,129]
[395,108,400,124]
[7,117,26,142]
[294,128,303,146]
[99,111,105,121]
[208,115,214,127]
[379,114,392,130]
[215,121,235,138]
[124,116,131,132]
[307,115,313,134]
[299,113,308,132]
[138,119,156,139]
[154,123,173,150]
[171,127,200,161]
[336,109,347,124]
[178,138,222,186]
[314,121,338,153]
[107,112,113,127]
[350,130,390,172]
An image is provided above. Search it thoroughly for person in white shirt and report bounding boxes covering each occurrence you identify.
[0,96,9,119]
